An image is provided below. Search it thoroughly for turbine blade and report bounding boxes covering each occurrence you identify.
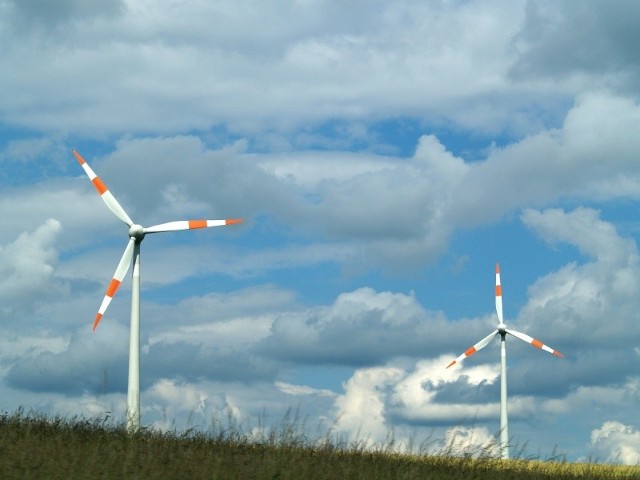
[73,150,134,227]
[144,218,243,234]
[505,328,564,358]
[446,330,499,368]
[495,263,503,324]
[93,238,135,331]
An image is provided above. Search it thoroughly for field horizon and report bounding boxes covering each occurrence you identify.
[1,409,638,479]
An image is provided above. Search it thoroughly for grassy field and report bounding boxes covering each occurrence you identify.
[0,410,638,479]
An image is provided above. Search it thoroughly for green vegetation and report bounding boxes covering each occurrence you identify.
[0,410,638,479]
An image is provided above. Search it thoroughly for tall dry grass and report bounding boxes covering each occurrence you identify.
[0,409,638,479]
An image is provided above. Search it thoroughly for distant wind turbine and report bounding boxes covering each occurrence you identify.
[73,150,242,433]
[446,263,563,460]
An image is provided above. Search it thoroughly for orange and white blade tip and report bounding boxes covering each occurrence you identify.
[536,340,564,358]
[507,328,564,359]
[226,218,243,225]
[72,149,86,165]
[531,337,564,357]
[93,276,125,331]
[446,345,477,368]
[73,150,109,196]
[93,313,103,331]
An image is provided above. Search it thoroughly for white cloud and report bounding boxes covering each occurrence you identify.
[0,1,542,136]
[261,287,485,366]
[2,1,640,464]
[441,425,500,458]
[145,378,210,429]
[522,207,637,264]
[333,365,405,444]
[8,0,123,27]
[0,218,66,315]
[5,322,130,395]
[510,1,640,93]
[390,357,501,424]
[0,332,67,362]
[110,94,638,271]
[518,207,640,349]
[10,94,636,279]
[590,421,640,465]
[2,205,637,464]
[329,357,554,456]
[275,381,336,398]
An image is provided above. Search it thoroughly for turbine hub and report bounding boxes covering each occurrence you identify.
[128,224,145,241]
[497,323,507,335]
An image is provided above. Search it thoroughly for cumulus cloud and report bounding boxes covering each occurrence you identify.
[390,358,501,425]
[0,218,66,315]
[97,94,636,271]
[275,381,336,398]
[6,284,294,396]
[522,207,637,264]
[5,205,638,460]
[5,323,130,395]
[309,93,640,265]
[260,287,486,366]
[8,0,123,27]
[510,0,640,92]
[519,207,640,349]
[590,421,640,465]
[1,1,639,143]
[0,0,543,136]
[331,359,499,441]
[441,425,500,458]
[463,208,640,401]
[333,365,405,444]
[145,378,228,431]
[329,358,547,455]
[3,0,640,463]
[298,207,640,453]
[9,92,637,278]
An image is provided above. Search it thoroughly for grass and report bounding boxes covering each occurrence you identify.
[0,410,638,479]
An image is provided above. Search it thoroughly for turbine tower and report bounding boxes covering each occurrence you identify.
[446,263,563,460]
[73,150,242,433]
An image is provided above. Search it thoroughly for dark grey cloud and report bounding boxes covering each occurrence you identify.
[0,1,532,137]
[6,329,279,395]
[95,137,293,227]
[431,375,499,405]
[145,341,279,384]
[2,0,640,463]
[258,287,490,366]
[78,94,640,274]
[5,325,129,395]
[510,1,640,88]
[508,350,640,398]
[9,0,123,27]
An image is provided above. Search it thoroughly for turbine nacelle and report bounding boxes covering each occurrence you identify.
[128,224,145,242]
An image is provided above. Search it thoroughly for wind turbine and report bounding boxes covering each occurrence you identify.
[73,150,242,433]
[446,263,563,460]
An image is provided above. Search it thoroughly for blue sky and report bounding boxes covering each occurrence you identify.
[1,0,640,464]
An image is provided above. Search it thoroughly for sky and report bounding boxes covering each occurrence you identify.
[1,0,640,465]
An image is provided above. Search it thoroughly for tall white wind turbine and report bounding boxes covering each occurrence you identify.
[73,150,242,433]
[446,263,563,460]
